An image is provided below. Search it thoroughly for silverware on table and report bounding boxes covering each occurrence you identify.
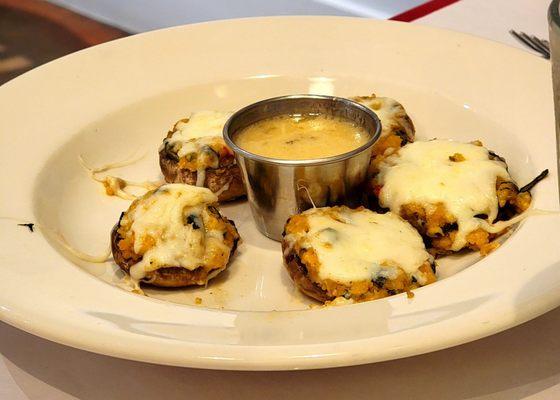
[509,29,550,59]
[223,94,381,241]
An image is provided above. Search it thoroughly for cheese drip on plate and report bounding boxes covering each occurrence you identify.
[126,184,227,280]
[292,208,432,284]
[160,111,234,186]
[376,140,512,251]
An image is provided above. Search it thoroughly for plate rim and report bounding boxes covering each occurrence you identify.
[0,16,558,370]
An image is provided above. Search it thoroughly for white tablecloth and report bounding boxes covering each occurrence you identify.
[2,1,557,398]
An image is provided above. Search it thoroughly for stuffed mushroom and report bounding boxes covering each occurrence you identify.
[371,139,539,255]
[351,94,415,174]
[111,183,240,287]
[159,111,246,202]
[282,206,436,303]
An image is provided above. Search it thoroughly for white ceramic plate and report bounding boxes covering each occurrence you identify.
[0,17,559,370]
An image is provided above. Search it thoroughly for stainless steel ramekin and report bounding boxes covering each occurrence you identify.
[223,94,381,241]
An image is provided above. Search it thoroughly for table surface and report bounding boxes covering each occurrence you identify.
[1,0,557,398]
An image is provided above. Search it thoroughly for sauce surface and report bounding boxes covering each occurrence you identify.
[234,114,369,159]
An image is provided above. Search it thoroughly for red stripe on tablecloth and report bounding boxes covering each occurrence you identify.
[390,0,460,22]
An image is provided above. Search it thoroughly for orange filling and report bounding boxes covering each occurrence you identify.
[369,133,404,175]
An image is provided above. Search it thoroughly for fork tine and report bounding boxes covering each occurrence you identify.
[530,35,551,53]
[526,34,551,56]
[520,32,550,58]
[510,30,550,58]
[510,30,544,53]
[519,32,548,54]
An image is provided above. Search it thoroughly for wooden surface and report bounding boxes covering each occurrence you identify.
[0,0,127,84]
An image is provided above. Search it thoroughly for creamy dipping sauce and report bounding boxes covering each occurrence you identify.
[234,114,369,159]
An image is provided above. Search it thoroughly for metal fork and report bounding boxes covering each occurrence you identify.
[509,30,550,59]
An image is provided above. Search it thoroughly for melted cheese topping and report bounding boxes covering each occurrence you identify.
[289,207,431,284]
[353,96,410,139]
[376,140,512,250]
[170,111,233,141]
[160,112,233,183]
[125,184,223,280]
